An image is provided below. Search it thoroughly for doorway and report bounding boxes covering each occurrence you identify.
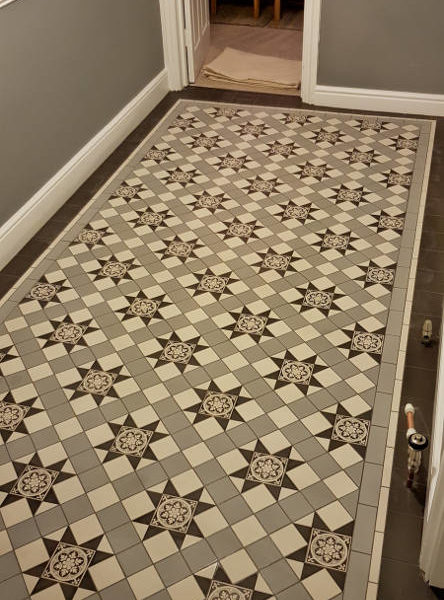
[194,0,304,96]
[159,0,320,104]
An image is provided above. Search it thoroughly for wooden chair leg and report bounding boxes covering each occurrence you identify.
[274,0,281,21]
[211,0,217,16]
[253,0,260,19]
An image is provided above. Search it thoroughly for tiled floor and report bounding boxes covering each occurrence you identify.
[0,89,443,600]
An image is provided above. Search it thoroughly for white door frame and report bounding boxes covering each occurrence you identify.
[159,0,323,101]
[300,0,322,105]
[159,0,189,91]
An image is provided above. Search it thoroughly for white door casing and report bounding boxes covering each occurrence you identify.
[183,0,211,83]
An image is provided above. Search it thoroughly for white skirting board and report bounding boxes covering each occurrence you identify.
[0,68,169,271]
[310,85,444,117]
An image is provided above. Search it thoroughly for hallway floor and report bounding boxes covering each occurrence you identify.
[0,89,443,600]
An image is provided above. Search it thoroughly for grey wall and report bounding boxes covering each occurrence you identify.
[318,0,444,94]
[0,0,164,225]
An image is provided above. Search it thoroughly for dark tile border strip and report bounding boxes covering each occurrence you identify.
[0,87,443,600]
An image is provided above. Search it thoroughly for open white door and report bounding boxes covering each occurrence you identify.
[183,0,211,83]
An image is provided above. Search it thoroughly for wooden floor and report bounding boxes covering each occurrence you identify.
[1,87,443,599]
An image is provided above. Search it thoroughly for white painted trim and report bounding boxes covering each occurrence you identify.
[159,0,189,90]
[312,84,444,116]
[300,0,322,104]
[0,68,169,271]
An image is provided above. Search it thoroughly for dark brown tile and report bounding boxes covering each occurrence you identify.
[418,249,444,272]
[382,510,424,564]
[412,289,444,317]
[378,558,444,600]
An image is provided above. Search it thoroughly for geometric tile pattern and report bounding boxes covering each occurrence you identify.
[0,100,433,600]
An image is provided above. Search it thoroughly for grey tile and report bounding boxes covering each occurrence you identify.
[100,579,136,600]
[117,542,152,577]
[7,518,41,549]
[155,552,191,586]
[247,536,282,568]
[181,538,217,572]
[343,551,371,600]
[352,503,377,554]
[97,502,129,532]
[359,463,383,506]
[107,522,140,553]
[0,574,28,600]
[219,495,252,525]
[261,558,299,594]
[207,527,243,558]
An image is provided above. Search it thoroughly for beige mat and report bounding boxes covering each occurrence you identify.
[201,47,301,90]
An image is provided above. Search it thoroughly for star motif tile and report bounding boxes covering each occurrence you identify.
[0,453,79,524]
[381,133,419,155]
[18,524,114,600]
[332,322,386,365]
[334,145,388,168]
[146,332,210,373]
[292,284,347,316]
[308,228,362,256]
[195,566,272,600]
[168,112,205,132]
[250,248,301,276]
[35,315,100,355]
[62,360,131,407]
[185,188,235,213]
[126,206,174,230]
[287,160,338,183]
[361,210,406,235]
[371,167,413,192]
[216,217,263,242]
[229,119,276,140]
[235,174,291,200]
[0,390,45,444]
[140,142,179,166]
[85,254,141,283]
[204,105,248,121]
[272,111,320,127]
[257,138,306,160]
[109,179,150,203]
[320,182,380,208]
[20,276,76,310]
[262,349,331,396]
[346,116,395,133]
[182,382,257,431]
[223,440,303,501]
[206,151,259,175]
[301,127,354,147]
[71,224,113,247]
[273,200,320,224]
[154,235,206,263]
[285,513,354,594]
[92,414,169,471]
[127,480,216,552]
[304,404,372,459]
[156,164,208,189]
[220,308,281,342]
[184,268,240,300]
[353,260,397,291]
[181,131,227,152]
[114,290,174,324]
